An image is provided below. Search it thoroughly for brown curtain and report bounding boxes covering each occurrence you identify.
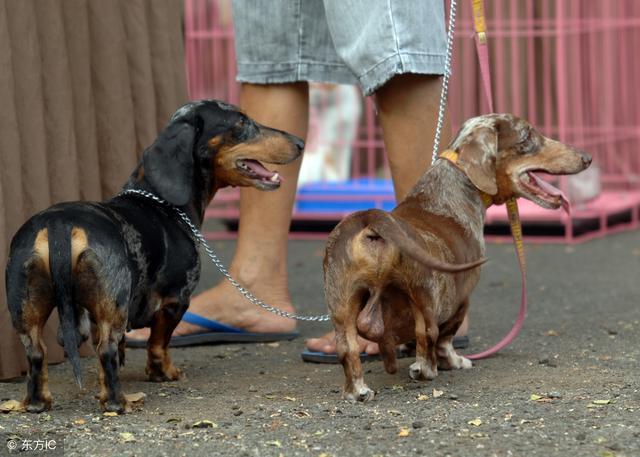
[0,0,187,380]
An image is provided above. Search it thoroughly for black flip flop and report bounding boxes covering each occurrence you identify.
[126,311,299,348]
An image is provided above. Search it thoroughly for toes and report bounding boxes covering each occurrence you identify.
[305,337,336,353]
[364,342,380,355]
[357,387,375,402]
[409,361,437,380]
[125,328,150,342]
[146,365,183,382]
[343,386,375,403]
[24,399,51,414]
[102,397,131,414]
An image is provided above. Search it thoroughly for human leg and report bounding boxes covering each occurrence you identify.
[127,82,309,341]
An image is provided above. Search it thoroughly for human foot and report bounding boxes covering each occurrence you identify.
[126,276,297,342]
[304,315,469,356]
[305,332,381,356]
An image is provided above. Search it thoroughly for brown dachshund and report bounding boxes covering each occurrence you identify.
[5,100,303,413]
[323,113,592,401]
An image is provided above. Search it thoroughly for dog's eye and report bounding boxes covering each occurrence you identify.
[232,119,258,142]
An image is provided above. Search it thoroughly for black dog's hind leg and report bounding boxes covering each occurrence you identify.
[91,321,129,413]
[146,298,188,382]
[76,249,130,413]
[18,255,56,413]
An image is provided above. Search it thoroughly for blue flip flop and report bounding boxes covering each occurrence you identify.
[125,311,300,348]
[300,336,470,364]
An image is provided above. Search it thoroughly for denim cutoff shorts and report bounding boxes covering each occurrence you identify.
[232,0,447,95]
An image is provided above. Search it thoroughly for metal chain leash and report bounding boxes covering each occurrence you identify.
[120,3,457,323]
[431,0,458,165]
[119,189,331,322]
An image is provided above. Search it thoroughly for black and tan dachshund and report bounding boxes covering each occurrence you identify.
[5,100,303,413]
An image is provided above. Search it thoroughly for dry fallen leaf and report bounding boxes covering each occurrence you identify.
[468,418,483,427]
[432,389,444,398]
[284,396,297,402]
[266,440,282,448]
[124,392,146,404]
[73,419,87,426]
[266,342,280,348]
[103,411,119,417]
[416,394,429,401]
[0,400,24,413]
[119,432,136,443]
[546,329,559,337]
[529,394,543,401]
[592,399,612,405]
[398,427,411,437]
[192,420,218,429]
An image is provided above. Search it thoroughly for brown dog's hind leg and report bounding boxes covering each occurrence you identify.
[146,299,187,382]
[334,291,374,402]
[437,298,472,370]
[408,293,439,380]
[378,335,398,374]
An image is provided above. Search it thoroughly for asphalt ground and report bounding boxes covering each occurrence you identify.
[1,228,639,457]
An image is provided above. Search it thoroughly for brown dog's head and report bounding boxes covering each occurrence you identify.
[449,113,592,209]
[135,100,304,209]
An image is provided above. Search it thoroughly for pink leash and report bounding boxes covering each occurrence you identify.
[464,0,528,360]
[466,200,528,360]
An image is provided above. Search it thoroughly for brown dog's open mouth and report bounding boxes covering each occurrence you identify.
[236,159,282,189]
[519,170,570,213]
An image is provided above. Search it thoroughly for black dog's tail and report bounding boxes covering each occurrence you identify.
[47,220,83,388]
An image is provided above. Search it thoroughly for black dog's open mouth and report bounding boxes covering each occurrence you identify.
[518,170,569,212]
[236,159,282,188]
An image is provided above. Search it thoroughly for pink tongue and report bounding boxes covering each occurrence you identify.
[528,172,571,214]
[244,160,279,180]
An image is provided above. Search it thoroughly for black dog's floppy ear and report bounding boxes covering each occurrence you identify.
[456,126,498,196]
[143,121,196,206]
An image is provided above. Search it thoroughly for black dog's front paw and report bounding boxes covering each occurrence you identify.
[146,361,183,382]
[23,396,52,413]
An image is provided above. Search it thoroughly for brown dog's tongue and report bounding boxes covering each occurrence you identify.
[528,172,571,214]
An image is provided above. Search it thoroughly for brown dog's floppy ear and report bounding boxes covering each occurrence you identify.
[143,121,196,206]
[456,126,498,195]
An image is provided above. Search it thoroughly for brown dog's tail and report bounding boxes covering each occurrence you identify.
[362,209,487,273]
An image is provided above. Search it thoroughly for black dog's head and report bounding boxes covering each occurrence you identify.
[131,100,304,212]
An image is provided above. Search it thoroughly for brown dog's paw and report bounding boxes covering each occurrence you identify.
[409,360,437,380]
[343,385,375,403]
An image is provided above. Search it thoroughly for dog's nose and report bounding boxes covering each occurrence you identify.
[292,136,305,151]
[580,151,592,167]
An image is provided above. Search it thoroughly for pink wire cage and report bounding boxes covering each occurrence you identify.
[184,0,640,243]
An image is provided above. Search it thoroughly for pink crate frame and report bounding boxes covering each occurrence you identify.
[184,0,640,243]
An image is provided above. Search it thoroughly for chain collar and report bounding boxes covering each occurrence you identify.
[118,188,331,322]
